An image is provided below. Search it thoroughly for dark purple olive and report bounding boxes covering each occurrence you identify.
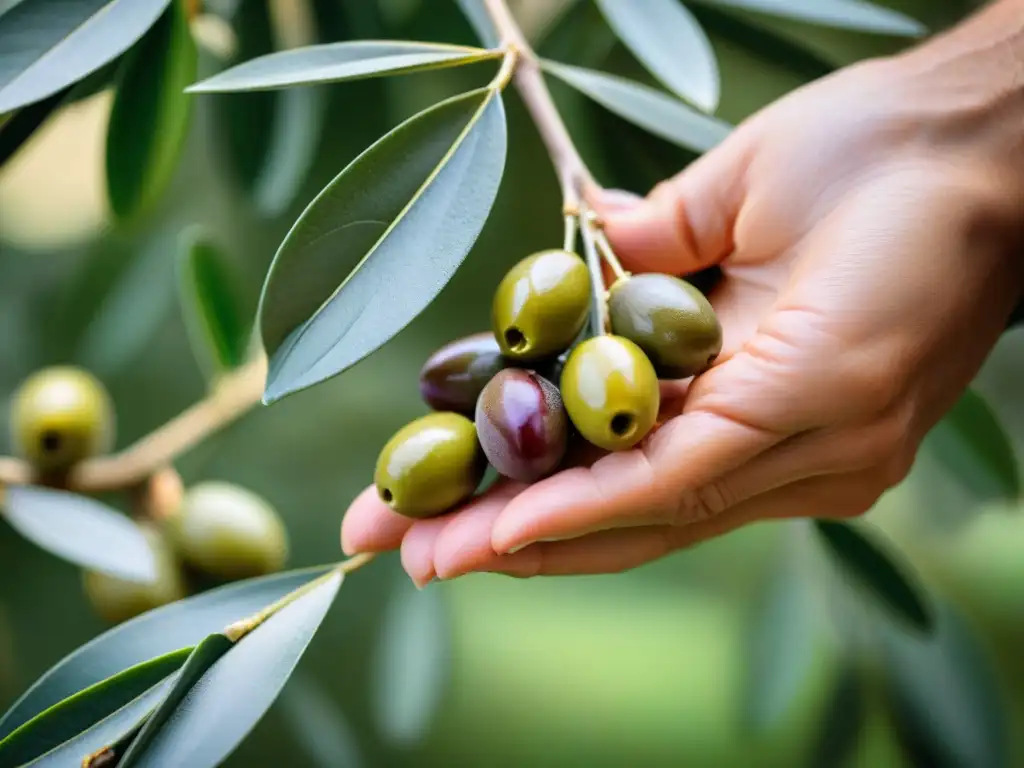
[475,369,568,483]
[419,332,508,415]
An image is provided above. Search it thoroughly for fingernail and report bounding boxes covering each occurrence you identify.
[594,188,644,211]
[505,542,530,555]
[413,576,436,591]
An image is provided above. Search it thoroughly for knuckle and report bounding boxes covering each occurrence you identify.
[667,481,732,526]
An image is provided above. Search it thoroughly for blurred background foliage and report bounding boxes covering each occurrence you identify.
[0,0,1021,766]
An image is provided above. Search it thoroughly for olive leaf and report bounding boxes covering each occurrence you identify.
[186,40,502,93]
[0,565,333,740]
[177,225,251,379]
[453,0,501,48]
[807,664,866,768]
[923,387,1020,505]
[0,649,190,766]
[0,485,158,584]
[814,520,934,634]
[206,0,328,218]
[280,673,365,768]
[372,581,451,747]
[881,601,1010,768]
[119,572,343,766]
[74,226,181,378]
[685,0,926,36]
[258,85,508,404]
[105,0,197,224]
[540,59,731,153]
[27,678,173,767]
[0,0,171,113]
[595,0,720,112]
[741,526,824,732]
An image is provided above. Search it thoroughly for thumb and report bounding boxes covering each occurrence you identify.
[591,134,753,276]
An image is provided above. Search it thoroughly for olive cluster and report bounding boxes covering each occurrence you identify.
[8,368,289,624]
[375,244,722,520]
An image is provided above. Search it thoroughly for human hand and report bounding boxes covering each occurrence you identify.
[340,49,1024,587]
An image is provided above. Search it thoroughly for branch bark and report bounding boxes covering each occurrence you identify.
[483,0,599,210]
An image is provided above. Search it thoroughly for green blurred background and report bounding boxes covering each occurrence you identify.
[1,0,1021,766]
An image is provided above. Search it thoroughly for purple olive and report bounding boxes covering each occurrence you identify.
[419,332,508,415]
[475,369,568,483]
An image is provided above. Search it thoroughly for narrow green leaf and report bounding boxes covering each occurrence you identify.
[280,674,364,768]
[814,520,933,634]
[595,0,720,112]
[176,225,250,378]
[0,566,333,740]
[453,0,501,48]
[27,679,171,767]
[117,634,234,765]
[882,602,1010,768]
[0,0,171,113]
[120,572,343,766]
[186,40,500,93]
[541,59,730,153]
[0,485,157,584]
[686,0,926,37]
[807,665,866,768]
[741,541,821,732]
[105,0,197,223]
[0,649,190,765]
[924,387,1020,504]
[74,228,179,378]
[259,86,508,403]
[372,581,450,746]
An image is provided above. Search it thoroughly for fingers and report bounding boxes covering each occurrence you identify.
[403,470,883,583]
[340,485,415,555]
[489,406,784,554]
[590,132,753,276]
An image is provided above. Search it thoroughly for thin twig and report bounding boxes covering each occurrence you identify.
[483,0,599,210]
[0,354,267,493]
[563,213,578,252]
[594,228,629,283]
[580,202,609,335]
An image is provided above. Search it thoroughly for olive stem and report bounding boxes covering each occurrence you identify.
[580,202,610,335]
[563,213,578,252]
[0,353,267,492]
[594,228,630,283]
[224,553,377,643]
[482,0,599,210]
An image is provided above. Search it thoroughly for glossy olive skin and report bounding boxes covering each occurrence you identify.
[492,249,590,362]
[419,332,508,415]
[83,525,186,625]
[476,369,568,483]
[608,274,722,379]
[375,412,487,519]
[164,482,289,581]
[560,335,660,452]
[9,366,116,473]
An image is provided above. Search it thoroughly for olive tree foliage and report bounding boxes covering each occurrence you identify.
[0,0,1018,765]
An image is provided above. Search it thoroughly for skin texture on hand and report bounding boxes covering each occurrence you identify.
[340,1,1024,588]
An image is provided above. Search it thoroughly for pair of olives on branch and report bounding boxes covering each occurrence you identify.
[7,367,289,624]
[375,245,722,521]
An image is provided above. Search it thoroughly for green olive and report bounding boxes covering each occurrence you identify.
[492,249,590,362]
[9,366,116,473]
[83,525,186,625]
[164,482,289,582]
[375,412,486,519]
[560,335,660,452]
[608,273,722,379]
